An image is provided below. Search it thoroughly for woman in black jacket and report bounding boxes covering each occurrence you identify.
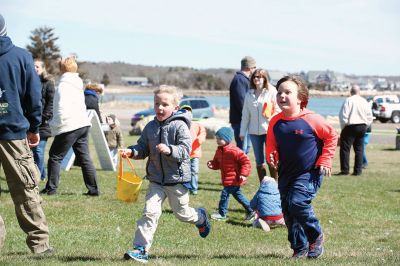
[32,59,55,180]
[84,83,103,123]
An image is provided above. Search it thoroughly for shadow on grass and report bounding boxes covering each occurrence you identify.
[388,189,400,193]
[41,192,77,196]
[1,253,103,263]
[382,148,399,151]
[57,256,103,262]
[0,188,10,194]
[226,220,252,227]
[199,181,220,186]
[158,252,284,259]
[199,187,221,192]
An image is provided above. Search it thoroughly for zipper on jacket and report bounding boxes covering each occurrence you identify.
[159,126,166,185]
[220,148,225,178]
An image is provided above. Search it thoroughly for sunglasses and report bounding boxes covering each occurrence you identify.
[253,76,263,79]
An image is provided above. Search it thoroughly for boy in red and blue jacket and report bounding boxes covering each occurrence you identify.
[266,76,337,259]
[207,127,255,221]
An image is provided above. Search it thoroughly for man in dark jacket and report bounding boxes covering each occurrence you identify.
[229,56,256,154]
[32,58,55,180]
[0,14,53,254]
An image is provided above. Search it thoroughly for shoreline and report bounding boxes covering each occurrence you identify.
[104,85,400,97]
[100,100,398,147]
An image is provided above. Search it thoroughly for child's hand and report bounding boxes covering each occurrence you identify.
[156,143,171,155]
[318,165,332,177]
[207,160,214,169]
[119,149,132,158]
[239,176,247,185]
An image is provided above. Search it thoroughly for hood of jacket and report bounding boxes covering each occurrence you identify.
[0,36,13,56]
[157,108,192,128]
[259,179,280,195]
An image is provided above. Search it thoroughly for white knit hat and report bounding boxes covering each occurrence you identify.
[0,14,6,36]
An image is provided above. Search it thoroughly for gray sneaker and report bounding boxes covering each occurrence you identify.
[211,213,226,221]
[245,211,256,221]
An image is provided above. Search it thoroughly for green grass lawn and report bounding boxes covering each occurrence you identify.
[1,133,399,265]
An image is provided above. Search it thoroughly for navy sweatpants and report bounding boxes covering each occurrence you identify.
[279,170,323,252]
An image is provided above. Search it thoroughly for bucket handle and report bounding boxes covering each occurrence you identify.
[118,152,138,180]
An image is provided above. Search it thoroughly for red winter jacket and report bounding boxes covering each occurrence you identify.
[207,143,251,186]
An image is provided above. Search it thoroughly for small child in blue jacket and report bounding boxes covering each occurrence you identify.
[250,176,285,232]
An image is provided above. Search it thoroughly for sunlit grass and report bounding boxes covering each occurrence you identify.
[0,135,399,265]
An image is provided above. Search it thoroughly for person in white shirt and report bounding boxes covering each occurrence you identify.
[338,85,373,176]
[41,56,100,196]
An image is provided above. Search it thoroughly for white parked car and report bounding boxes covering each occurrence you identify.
[371,95,400,123]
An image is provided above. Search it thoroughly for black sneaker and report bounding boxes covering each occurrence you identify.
[335,172,349,176]
[83,191,100,196]
[41,189,57,195]
[40,188,49,194]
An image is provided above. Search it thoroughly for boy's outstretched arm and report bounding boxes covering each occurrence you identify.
[207,151,220,170]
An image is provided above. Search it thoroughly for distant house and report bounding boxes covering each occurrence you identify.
[268,70,288,86]
[306,70,356,91]
[121,77,148,86]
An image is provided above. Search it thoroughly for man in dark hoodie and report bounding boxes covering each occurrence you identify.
[0,14,53,254]
[229,56,256,154]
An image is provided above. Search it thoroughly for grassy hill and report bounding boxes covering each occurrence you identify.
[79,61,234,90]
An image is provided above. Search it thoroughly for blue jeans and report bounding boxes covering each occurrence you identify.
[218,186,253,217]
[110,148,118,167]
[32,138,48,180]
[190,157,199,192]
[363,133,370,166]
[249,134,266,166]
[279,170,323,252]
[231,123,251,155]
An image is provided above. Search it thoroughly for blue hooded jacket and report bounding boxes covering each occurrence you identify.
[0,36,42,140]
[250,178,283,217]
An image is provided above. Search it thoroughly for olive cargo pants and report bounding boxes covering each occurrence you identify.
[0,139,50,253]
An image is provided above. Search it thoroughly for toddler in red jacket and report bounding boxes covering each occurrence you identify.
[207,127,255,221]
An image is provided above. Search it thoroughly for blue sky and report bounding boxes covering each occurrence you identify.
[2,0,399,76]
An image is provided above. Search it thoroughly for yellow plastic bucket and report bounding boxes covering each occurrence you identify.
[116,154,143,203]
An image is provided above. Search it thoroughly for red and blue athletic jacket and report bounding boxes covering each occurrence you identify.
[266,109,338,182]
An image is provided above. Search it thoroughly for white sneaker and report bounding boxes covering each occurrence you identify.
[257,218,271,232]
[211,213,226,221]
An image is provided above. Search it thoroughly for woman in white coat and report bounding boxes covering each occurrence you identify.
[41,56,100,196]
[240,69,280,182]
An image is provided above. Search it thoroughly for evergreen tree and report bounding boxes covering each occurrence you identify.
[101,73,111,87]
[26,26,61,75]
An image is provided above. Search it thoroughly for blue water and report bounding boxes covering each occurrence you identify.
[102,94,345,117]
